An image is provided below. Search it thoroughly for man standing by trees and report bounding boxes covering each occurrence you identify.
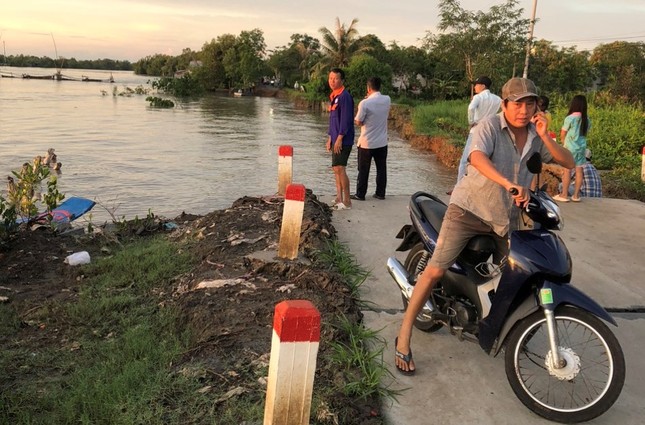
[467,76,502,128]
[458,76,502,181]
[351,77,391,201]
[326,68,355,210]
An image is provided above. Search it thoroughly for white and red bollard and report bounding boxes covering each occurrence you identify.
[278,183,305,260]
[264,300,320,425]
[278,145,293,196]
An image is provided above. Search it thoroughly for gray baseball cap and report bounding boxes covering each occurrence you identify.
[501,78,538,101]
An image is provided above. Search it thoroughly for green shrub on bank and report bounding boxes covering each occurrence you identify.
[411,94,644,169]
[409,94,644,201]
[411,100,469,145]
[1,158,65,243]
[550,93,645,170]
[152,75,204,97]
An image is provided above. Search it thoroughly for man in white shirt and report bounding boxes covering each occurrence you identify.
[351,77,391,200]
[457,76,502,181]
[467,76,501,127]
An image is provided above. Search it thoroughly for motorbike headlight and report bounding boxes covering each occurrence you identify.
[541,196,564,230]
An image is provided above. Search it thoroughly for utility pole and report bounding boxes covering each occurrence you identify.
[522,0,538,78]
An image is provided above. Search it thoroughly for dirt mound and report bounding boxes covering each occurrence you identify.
[0,191,382,424]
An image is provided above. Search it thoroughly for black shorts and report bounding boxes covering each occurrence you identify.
[332,146,352,167]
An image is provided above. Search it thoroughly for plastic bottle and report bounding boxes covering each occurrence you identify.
[65,251,91,266]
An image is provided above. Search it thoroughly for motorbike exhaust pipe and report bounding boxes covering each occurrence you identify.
[387,257,434,314]
[387,257,414,298]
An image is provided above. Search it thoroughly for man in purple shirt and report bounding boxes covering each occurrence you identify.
[326,68,355,210]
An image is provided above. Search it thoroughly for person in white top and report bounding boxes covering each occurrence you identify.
[457,76,502,182]
[467,76,502,127]
[351,77,391,201]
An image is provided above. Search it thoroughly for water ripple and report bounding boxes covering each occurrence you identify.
[1,67,455,223]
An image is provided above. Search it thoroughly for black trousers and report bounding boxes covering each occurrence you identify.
[356,145,388,198]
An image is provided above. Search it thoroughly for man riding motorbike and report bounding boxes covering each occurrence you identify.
[394,77,575,375]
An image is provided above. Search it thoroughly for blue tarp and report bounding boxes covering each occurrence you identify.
[16,197,96,225]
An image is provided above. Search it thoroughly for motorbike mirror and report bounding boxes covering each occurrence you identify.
[527,152,543,174]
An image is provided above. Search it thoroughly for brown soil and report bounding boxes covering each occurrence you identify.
[0,191,381,424]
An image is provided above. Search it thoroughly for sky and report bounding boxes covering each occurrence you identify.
[1,0,644,62]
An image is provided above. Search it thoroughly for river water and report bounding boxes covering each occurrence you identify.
[0,67,455,223]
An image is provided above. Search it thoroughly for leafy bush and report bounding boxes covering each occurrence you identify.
[145,96,175,108]
[0,197,17,242]
[152,75,203,97]
[345,54,393,100]
[301,76,330,102]
[1,158,65,242]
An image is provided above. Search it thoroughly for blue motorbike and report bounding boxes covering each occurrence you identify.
[386,153,625,423]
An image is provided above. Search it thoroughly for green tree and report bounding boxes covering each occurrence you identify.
[591,41,645,103]
[193,34,236,89]
[291,34,323,82]
[267,46,302,87]
[345,54,393,99]
[423,0,529,93]
[267,33,322,86]
[527,39,594,93]
[388,42,436,98]
[318,17,366,69]
[134,54,174,76]
[222,29,268,89]
[357,34,389,64]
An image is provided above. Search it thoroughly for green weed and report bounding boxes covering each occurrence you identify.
[314,239,370,298]
[412,99,469,144]
[0,236,206,424]
[329,314,402,402]
[314,239,400,419]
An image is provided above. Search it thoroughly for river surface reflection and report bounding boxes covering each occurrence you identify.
[1,67,455,223]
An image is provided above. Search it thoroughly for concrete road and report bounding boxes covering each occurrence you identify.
[327,194,645,425]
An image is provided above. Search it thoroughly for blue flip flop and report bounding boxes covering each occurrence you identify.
[394,337,415,376]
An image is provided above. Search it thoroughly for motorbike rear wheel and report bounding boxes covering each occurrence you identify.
[402,243,443,332]
[505,306,625,423]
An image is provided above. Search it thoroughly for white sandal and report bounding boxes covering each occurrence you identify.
[334,202,351,210]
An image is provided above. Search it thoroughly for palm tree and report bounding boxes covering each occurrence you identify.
[294,42,317,81]
[318,17,365,69]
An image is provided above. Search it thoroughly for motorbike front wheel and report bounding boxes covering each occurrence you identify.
[402,242,443,332]
[505,306,625,423]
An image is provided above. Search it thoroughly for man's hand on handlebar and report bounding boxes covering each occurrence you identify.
[509,185,529,207]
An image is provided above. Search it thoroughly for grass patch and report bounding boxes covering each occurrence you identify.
[602,168,645,202]
[549,94,645,170]
[407,95,644,200]
[329,315,402,403]
[314,239,400,419]
[411,99,469,145]
[0,235,214,425]
[314,239,370,299]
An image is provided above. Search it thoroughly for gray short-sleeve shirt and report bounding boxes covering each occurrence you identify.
[450,113,554,236]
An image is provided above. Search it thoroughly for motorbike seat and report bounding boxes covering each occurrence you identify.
[418,199,497,254]
[419,199,447,232]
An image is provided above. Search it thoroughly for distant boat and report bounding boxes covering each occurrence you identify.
[22,73,55,80]
[233,88,252,97]
[22,72,75,81]
[82,73,114,83]
[19,72,115,83]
